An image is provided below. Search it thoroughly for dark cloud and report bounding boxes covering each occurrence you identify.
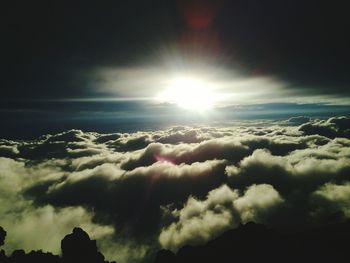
[218,1,350,95]
[120,134,307,171]
[30,160,227,237]
[2,1,180,100]
[2,1,350,101]
[299,116,350,138]
[1,117,350,262]
[120,140,249,171]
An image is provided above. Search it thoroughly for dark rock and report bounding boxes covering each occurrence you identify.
[61,227,114,263]
[0,226,6,247]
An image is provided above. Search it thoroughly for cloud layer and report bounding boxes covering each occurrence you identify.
[0,116,350,262]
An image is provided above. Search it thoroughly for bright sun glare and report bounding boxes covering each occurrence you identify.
[157,77,217,112]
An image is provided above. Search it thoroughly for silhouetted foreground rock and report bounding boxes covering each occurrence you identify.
[0,226,116,263]
[9,249,60,263]
[0,226,7,262]
[61,227,108,263]
[154,221,350,263]
[2,221,350,263]
[0,226,6,247]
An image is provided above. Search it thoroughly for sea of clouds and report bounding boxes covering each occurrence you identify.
[0,116,349,263]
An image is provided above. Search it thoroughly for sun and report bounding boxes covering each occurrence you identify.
[157,77,216,112]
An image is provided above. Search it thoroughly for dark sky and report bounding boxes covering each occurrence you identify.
[2,0,350,100]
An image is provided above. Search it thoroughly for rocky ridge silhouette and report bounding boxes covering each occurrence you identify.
[0,226,116,263]
[1,221,350,263]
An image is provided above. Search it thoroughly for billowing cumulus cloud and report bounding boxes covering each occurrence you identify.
[0,116,350,263]
[299,116,350,138]
[159,184,283,251]
[33,159,227,238]
[311,182,350,219]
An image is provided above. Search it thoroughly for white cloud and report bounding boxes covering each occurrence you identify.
[159,184,283,251]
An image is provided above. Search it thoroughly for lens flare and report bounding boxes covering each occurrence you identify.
[154,154,174,165]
